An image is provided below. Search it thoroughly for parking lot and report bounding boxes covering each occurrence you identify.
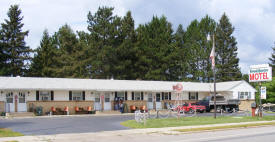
[0,112,274,135]
[0,115,133,135]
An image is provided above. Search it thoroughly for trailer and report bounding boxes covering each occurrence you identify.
[198,96,240,113]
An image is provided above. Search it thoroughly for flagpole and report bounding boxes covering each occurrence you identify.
[213,34,217,119]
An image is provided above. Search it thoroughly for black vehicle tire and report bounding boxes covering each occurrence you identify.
[189,108,194,114]
[200,110,205,113]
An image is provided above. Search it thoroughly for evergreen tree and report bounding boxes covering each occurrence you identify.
[215,13,242,81]
[114,11,137,80]
[135,16,175,80]
[172,24,188,80]
[269,43,275,76]
[53,24,80,77]
[0,5,31,76]
[87,7,121,79]
[28,30,57,77]
[184,20,202,81]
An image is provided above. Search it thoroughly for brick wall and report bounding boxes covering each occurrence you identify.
[0,101,5,112]
[239,100,255,111]
[27,101,94,115]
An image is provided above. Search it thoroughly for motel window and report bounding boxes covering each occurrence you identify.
[133,92,143,100]
[116,92,125,100]
[72,91,83,101]
[189,92,198,100]
[6,92,13,103]
[18,92,26,103]
[40,91,50,101]
[95,93,100,102]
[162,92,171,100]
[105,93,110,102]
[156,93,161,102]
[238,92,251,100]
[148,93,153,102]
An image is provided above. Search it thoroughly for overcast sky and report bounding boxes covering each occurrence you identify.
[1,0,274,74]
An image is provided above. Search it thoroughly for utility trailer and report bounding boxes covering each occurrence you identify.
[198,96,240,113]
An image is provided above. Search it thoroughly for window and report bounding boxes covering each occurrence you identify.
[19,92,26,103]
[117,92,125,100]
[134,92,142,100]
[40,91,50,101]
[148,93,153,102]
[189,92,198,100]
[95,93,100,102]
[105,93,110,102]
[72,91,83,101]
[163,92,171,100]
[6,92,13,103]
[156,93,161,102]
[238,92,251,100]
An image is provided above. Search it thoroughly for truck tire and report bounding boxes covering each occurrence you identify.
[189,108,194,114]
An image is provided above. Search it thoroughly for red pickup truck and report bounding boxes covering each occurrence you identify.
[174,103,206,113]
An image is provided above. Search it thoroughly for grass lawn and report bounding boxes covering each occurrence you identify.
[121,116,275,129]
[0,128,23,137]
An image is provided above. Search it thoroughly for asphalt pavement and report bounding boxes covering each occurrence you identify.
[0,115,133,135]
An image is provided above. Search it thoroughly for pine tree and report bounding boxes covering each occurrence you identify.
[0,5,31,76]
[135,16,175,80]
[215,13,242,81]
[53,24,80,78]
[172,24,188,81]
[184,20,202,81]
[28,30,57,77]
[114,11,137,80]
[269,43,275,76]
[87,7,121,79]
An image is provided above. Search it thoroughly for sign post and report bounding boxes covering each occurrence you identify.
[173,83,183,119]
[249,64,272,117]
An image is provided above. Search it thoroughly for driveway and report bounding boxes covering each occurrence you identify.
[0,115,134,135]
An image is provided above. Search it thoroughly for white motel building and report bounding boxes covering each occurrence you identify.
[0,77,256,114]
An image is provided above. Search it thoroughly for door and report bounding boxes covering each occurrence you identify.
[94,93,101,111]
[5,92,15,112]
[147,93,153,110]
[156,93,162,110]
[104,93,111,111]
[18,92,27,112]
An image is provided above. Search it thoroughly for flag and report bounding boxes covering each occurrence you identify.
[209,45,215,69]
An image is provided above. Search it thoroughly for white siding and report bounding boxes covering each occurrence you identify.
[230,82,256,100]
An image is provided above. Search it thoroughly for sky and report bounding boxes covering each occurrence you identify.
[0,0,274,74]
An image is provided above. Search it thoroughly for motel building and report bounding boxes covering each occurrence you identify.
[0,77,256,115]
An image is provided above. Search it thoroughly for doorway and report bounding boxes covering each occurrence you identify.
[5,92,15,112]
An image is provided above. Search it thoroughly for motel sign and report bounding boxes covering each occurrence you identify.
[249,64,272,82]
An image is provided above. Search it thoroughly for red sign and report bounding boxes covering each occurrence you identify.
[100,95,104,100]
[173,83,183,93]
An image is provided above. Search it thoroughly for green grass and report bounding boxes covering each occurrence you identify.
[121,116,275,129]
[0,128,23,137]
[175,121,275,132]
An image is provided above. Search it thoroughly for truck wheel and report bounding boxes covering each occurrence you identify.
[189,108,194,114]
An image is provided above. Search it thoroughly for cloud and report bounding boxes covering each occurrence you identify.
[0,0,274,74]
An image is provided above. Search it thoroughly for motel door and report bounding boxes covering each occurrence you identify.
[103,93,111,111]
[17,92,27,112]
[147,93,153,110]
[156,93,162,110]
[94,93,101,111]
[5,92,15,112]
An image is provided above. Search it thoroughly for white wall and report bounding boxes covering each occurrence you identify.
[231,82,256,100]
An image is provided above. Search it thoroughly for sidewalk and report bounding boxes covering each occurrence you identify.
[1,120,275,142]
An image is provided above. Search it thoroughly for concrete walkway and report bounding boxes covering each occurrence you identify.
[1,120,275,142]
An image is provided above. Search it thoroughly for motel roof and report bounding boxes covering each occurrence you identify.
[0,77,256,92]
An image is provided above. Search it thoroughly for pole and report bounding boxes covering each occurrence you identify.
[259,82,262,117]
[213,34,217,119]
